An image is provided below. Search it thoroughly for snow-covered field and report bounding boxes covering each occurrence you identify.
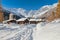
[0,24,36,40]
[33,19,60,40]
[0,19,60,40]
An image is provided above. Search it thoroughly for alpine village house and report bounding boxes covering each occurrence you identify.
[0,0,60,24]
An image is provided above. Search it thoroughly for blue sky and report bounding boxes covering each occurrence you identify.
[2,0,58,10]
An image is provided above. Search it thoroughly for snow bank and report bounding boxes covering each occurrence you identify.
[33,19,60,40]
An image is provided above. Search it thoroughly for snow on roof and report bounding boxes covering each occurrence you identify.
[3,19,16,22]
[17,18,27,21]
[29,19,36,21]
[36,19,42,21]
[29,19,42,21]
[3,20,10,23]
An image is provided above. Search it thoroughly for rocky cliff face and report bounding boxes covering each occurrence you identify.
[0,11,4,23]
[0,6,4,23]
[39,2,60,22]
[47,2,60,22]
[55,2,60,18]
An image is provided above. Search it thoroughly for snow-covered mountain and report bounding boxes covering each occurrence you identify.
[4,8,25,17]
[5,8,36,18]
[2,8,25,20]
[33,3,57,18]
[5,3,57,19]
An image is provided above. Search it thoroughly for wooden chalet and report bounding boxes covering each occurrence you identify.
[17,18,29,24]
[3,19,17,24]
[29,19,44,24]
[29,19,37,24]
[7,19,16,24]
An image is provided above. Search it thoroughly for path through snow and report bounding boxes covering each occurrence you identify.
[0,24,36,40]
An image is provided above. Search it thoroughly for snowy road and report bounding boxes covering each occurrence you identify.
[0,24,36,40]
